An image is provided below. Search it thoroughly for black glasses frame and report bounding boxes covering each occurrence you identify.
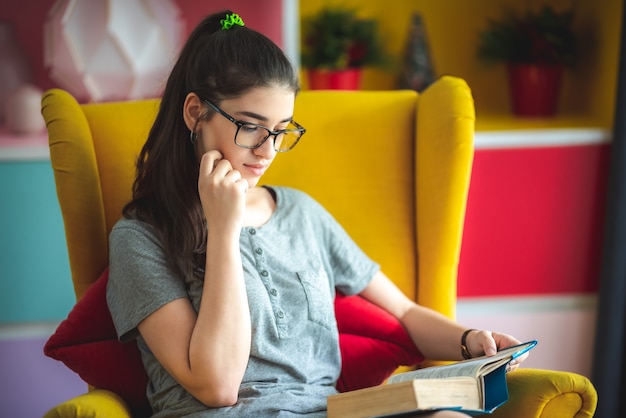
[202,98,306,152]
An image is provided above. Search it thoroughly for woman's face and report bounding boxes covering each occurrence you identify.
[197,86,296,188]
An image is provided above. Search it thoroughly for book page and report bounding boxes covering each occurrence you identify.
[387,360,487,383]
[386,341,537,384]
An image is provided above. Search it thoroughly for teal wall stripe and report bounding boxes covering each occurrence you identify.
[0,161,75,323]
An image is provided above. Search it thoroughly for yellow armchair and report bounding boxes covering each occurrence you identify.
[41,76,596,417]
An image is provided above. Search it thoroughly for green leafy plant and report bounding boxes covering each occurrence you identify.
[477,5,577,67]
[301,7,388,70]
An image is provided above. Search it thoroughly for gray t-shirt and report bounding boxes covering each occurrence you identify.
[107,187,379,417]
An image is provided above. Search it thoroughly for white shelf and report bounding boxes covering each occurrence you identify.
[474,127,611,149]
[0,126,49,161]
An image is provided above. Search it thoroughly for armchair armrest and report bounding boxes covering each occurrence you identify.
[494,369,597,418]
[43,389,133,418]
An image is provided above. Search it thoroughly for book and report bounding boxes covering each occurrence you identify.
[327,340,537,418]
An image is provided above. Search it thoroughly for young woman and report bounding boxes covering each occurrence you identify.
[107,11,527,417]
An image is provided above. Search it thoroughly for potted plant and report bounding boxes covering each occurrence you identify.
[477,5,577,116]
[301,6,388,90]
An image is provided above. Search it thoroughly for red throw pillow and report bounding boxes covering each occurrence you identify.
[44,269,423,415]
[334,293,424,392]
[43,268,151,417]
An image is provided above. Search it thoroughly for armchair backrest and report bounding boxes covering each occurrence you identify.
[42,75,475,319]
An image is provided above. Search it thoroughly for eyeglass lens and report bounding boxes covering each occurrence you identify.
[235,123,302,152]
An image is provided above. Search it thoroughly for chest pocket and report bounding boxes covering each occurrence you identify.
[296,269,335,330]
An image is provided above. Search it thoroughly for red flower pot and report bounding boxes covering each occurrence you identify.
[307,68,362,90]
[507,64,563,117]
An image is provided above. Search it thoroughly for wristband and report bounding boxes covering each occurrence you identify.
[461,329,476,359]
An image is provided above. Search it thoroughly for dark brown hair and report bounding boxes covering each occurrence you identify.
[123,10,299,280]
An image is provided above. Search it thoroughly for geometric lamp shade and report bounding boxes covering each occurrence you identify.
[44,0,184,102]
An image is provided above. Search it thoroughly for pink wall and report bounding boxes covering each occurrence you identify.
[0,0,283,94]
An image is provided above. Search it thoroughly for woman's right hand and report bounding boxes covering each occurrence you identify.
[137,148,253,407]
[198,150,249,230]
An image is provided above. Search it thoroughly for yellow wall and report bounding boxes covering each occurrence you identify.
[300,0,622,128]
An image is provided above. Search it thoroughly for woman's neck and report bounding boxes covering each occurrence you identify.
[243,186,276,227]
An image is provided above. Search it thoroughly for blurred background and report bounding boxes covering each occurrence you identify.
[0,0,621,416]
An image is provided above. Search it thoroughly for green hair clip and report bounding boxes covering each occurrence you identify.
[220,13,244,30]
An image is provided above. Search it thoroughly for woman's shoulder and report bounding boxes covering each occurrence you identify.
[272,186,330,215]
[110,217,160,246]
[112,216,152,233]
[272,186,318,205]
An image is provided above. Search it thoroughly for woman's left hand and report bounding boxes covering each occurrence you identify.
[465,330,529,371]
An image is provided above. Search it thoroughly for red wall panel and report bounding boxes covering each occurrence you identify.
[458,144,610,297]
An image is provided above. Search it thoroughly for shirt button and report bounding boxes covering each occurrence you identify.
[276,310,285,319]
[249,228,256,235]
[255,247,263,255]
[270,288,278,296]
[261,270,269,277]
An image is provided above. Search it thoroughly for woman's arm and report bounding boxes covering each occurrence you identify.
[359,271,526,366]
[137,236,251,407]
[136,151,252,407]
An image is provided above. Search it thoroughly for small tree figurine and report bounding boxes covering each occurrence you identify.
[398,13,436,93]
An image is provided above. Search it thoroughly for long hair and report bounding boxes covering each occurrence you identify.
[123,11,299,280]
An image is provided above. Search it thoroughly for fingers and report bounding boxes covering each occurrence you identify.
[200,150,224,177]
[487,331,529,368]
[213,161,248,191]
[506,362,516,373]
[198,150,248,198]
[469,330,523,357]
[509,350,529,367]
[464,330,530,371]
[236,176,249,193]
[469,330,497,357]
[220,167,249,191]
[479,331,498,356]
[507,350,527,371]
[199,150,239,184]
[197,151,248,229]
[492,331,522,352]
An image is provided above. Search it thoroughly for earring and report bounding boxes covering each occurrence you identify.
[189,130,197,145]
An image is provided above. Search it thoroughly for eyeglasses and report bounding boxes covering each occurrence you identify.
[203,99,306,152]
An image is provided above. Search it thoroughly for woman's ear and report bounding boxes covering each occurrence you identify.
[183,93,204,132]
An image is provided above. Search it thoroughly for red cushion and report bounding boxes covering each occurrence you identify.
[44,269,423,414]
[334,293,424,392]
[43,268,151,417]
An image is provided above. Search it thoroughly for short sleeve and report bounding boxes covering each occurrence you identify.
[107,218,188,342]
[319,207,379,296]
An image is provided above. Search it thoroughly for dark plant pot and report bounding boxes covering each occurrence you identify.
[307,68,362,90]
[507,64,563,117]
